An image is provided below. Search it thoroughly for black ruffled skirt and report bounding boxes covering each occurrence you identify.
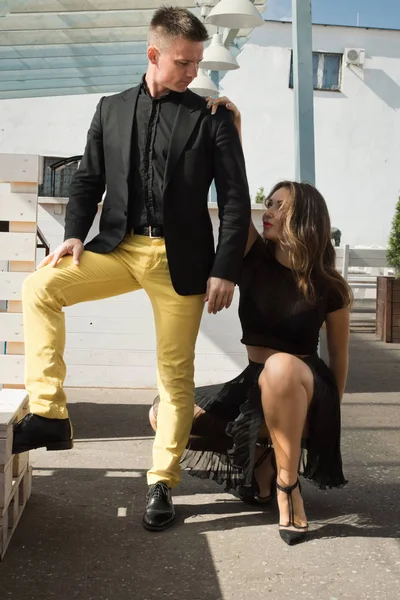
[153,355,347,498]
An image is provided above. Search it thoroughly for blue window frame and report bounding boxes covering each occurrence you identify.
[289,52,342,91]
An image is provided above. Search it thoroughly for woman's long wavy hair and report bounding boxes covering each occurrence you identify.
[265,181,352,307]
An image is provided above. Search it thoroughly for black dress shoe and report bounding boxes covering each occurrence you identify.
[12,413,73,454]
[142,482,175,532]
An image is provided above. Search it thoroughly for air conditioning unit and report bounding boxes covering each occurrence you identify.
[344,48,366,66]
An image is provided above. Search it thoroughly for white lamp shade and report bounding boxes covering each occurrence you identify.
[200,33,239,71]
[206,0,264,29]
[188,70,219,97]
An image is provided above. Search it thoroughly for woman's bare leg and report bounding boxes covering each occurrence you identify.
[258,353,313,529]
[253,445,275,499]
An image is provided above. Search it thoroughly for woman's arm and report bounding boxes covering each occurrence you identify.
[245,220,260,255]
[207,96,259,256]
[325,306,351,400]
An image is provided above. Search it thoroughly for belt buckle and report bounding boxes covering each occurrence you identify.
[148,226,160,239]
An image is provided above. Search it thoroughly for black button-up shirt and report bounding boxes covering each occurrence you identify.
[128,76,183,229]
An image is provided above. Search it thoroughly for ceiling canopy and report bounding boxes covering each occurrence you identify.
[0,0,265,99]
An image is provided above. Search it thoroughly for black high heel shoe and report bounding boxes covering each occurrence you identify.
[276,479,308,545]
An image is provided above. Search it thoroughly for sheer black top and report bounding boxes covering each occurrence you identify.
[238,237,345,355]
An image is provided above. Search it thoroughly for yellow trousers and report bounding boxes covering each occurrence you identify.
[22,233,204,487]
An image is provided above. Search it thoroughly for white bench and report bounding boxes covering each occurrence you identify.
[0,389,32,560]
[335,246,392,309]
[336,245,390,279]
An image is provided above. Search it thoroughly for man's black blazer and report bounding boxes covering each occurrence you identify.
[65,85,251,295]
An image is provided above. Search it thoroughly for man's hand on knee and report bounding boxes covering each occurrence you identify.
[205,277,235,314]
[38,238,84,269]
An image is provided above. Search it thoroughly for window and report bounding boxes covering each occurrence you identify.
[39,156,81,198]
[289,52,342,91]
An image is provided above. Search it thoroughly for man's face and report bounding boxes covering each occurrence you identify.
[148,37,204,92]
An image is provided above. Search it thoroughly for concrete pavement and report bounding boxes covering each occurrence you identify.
[0,332,399,600]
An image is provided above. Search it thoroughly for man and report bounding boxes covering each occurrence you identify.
[13,6,251,531]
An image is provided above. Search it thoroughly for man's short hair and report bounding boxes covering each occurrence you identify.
[148,6,209,46]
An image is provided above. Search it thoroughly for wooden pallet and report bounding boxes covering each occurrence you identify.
[0,389,29,477]
[0,466,32,560]
[0,389,31,560]
[0,154,39,559]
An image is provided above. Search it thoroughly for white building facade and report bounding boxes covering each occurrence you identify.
[222,21,400,248]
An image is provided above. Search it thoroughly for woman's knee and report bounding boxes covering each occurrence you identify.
[258,353,309,397]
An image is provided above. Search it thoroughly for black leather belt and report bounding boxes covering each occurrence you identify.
[134,225,164,238]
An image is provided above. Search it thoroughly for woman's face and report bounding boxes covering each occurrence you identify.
[262,187,290,242]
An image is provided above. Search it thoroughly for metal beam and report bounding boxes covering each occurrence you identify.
[222,0,259,47]
[0,84,138,100]
[292,0,315,185]
[1,10,155,30]
[0,55,147,70]
[8,0,199,13]
[8,0,264,14]
[223,27,252,47]
[0,66,145,81]
[0,74,140,92]
[1,26,253,48]
[0,42,148,59]
[0,27,149,46]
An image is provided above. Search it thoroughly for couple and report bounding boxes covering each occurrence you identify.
[12,7,351,545]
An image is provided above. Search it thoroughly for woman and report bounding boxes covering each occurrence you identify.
[150,97,352,545]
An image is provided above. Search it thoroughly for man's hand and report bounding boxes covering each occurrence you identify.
[205,277,235,314]
[37,238,84,269]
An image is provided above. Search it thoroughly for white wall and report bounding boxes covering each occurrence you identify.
[0,94,103,157]
[221,21,400,248]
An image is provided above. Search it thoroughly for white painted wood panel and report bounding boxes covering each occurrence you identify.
[0,362,247,390]
[0,192,38,222]
[0,233,36,262]
[65,297,153,317]
[63,348,245,370]
[0,313,24,342]
[0,272,29,300]
[0,154,41,184]
[64,331,242,352]
[0,356,24,385]
[0,389,29,430]
[63,308,241,336]
[64,362,247,388]
[0,353,246,389]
